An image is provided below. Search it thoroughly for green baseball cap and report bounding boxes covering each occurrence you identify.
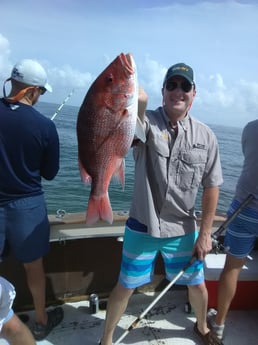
[163,63,194,85]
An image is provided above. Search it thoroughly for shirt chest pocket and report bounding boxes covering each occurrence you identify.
[176,149,207,190]
[146,132,170,177]
[147,132,170,157]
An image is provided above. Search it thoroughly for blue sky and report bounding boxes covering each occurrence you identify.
[1,0,258,127]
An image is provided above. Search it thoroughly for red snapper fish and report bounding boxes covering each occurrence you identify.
[77,53,138,225]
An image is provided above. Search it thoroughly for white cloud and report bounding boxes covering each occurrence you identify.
[192,74,258,126]
[138,56,166,99]
[0,34,12,79]
[197,74,234,108]
[48,65,93,89]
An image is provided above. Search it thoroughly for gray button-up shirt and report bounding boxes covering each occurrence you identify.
[234,119,258,209]
[129,107,223,238]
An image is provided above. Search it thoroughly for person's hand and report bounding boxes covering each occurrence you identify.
[138,86,148,122]
[193,231,212,261]
[138,86,148,103]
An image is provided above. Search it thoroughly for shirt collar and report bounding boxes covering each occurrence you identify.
[160,106,189,132]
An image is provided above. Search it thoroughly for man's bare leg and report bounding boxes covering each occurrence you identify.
[101,282,134,345]
[188,282,210,334]
[215,255,245,325]
[23,257,47,324]
[1,313,36,345]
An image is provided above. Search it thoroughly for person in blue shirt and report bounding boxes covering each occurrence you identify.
[0,59,63,340]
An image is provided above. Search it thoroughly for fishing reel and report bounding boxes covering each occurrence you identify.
[210,194,254,254]
[211,234,229,254]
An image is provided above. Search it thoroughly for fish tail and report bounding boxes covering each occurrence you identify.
[85,193,113,225]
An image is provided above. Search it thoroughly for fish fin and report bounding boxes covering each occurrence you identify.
[112,159,125,188]
[134,116,146,143]
[86,193,113,225]
[78,159,92,184]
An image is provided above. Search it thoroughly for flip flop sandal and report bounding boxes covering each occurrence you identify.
[194,322,224,345]
[32,307,64,340]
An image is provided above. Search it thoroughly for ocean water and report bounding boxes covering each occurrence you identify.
[36,102,243,216]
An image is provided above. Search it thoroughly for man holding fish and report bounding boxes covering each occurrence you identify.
[99,62,223,345]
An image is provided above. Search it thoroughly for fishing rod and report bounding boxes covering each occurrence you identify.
[114,255,197,345]
[51,89,75,121]
[211,193,254,253]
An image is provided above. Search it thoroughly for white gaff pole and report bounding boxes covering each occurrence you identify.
[114,256,197,345]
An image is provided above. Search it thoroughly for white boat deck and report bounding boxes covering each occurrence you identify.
[1,288,257,345]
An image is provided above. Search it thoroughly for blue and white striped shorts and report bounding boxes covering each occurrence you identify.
[118,225,204,289]
[224,199,258,258]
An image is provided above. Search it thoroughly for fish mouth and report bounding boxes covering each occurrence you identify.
[119,53,135,77]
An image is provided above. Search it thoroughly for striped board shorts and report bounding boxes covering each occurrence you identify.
[224,199,258,258]
[118,223,204,289]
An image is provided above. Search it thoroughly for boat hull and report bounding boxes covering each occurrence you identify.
[1,212,227,311]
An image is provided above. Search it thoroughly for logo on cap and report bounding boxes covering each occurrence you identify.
[12,68,24,80]
[172,66,190,72]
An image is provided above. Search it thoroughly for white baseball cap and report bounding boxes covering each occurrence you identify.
[10,59,52,92]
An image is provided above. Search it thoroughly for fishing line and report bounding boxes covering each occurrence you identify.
[50,89,74,219]
[51,89,74,121]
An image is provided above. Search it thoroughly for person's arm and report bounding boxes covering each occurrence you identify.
[138,86,148,123]
[41,121,60,180]
[132,86,148,145]
[193,186,219,260]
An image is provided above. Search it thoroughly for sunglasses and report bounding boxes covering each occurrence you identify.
[39,87,46,95]
[166,80,193,93]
